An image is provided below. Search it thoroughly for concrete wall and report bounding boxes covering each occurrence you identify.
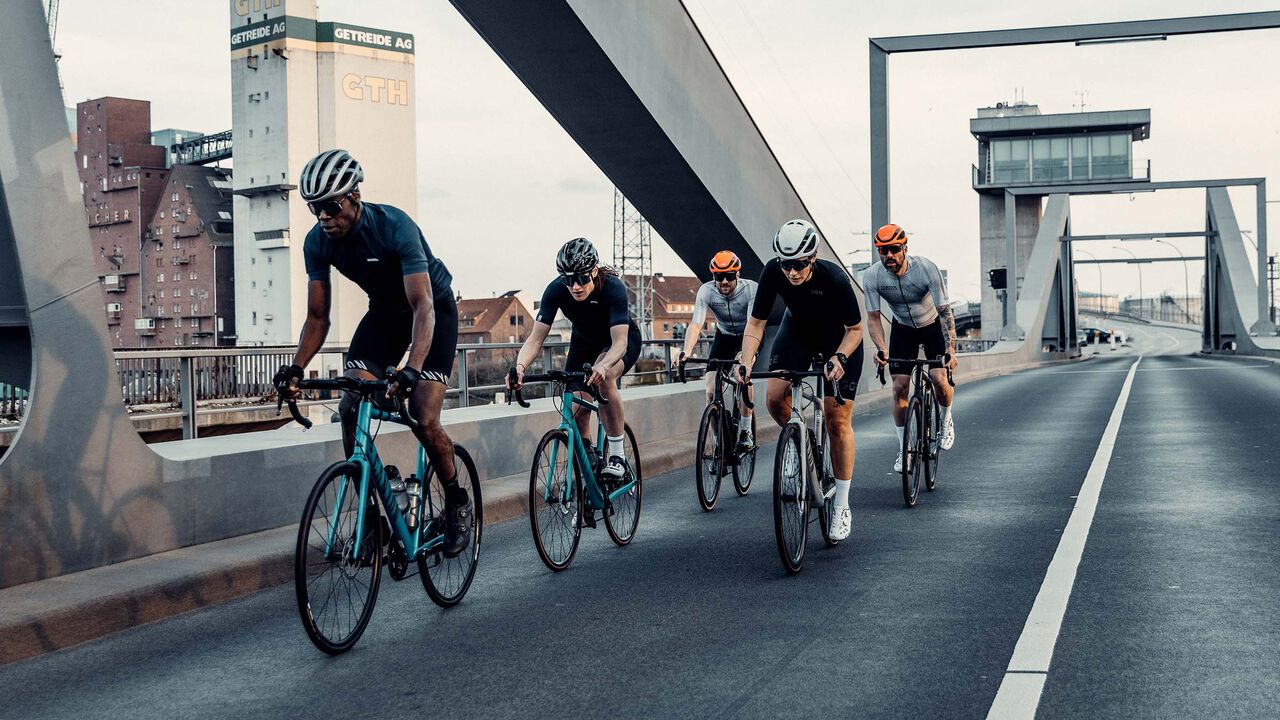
[979,193,1042,340]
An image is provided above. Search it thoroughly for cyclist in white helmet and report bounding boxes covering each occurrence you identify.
[274,149,470,558]
[738,219,865,541]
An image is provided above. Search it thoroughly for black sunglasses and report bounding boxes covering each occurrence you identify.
[778,257,814,273]
[712,272,738,283]
[877,245,905,256]
[558,271,594,288]
[307,196,347,218]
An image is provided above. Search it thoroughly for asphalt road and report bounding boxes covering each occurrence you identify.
[2,338,1276,719]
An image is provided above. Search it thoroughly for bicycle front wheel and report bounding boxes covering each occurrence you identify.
[814,430,840,547]
[773,424,809,574]
[732,411,757,496]
[295,461,383,655]
[902,396,924,507]
[529,429,582,571]
[604,423,643,546]
[419,445,483,607]
[695,403,723,511]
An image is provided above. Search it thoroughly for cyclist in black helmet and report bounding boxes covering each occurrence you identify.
[273,148,470,558]
[508,238,642,480]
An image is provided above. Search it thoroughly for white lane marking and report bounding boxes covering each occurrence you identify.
[986,357,1142,720]
[1053,364,1270,375]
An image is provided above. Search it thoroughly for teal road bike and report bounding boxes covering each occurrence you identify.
[507,367,642,571]
[281,373,482,654]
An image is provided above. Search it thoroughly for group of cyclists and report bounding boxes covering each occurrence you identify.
[275,148,959,558]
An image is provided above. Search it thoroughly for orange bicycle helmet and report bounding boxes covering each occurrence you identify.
[709,250,742,273]
[874,223,908,247]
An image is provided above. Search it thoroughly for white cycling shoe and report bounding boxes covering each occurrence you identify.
[940,417,955,451]
[828,505,852,541]
[894,451,904,474]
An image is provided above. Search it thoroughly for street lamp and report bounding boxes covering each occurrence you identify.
[1154,239,1191,323]
[1075,248,1104,314]
[1112,245,1144,318]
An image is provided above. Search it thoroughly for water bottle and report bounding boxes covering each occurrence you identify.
[387,465,408,515]
[405,476,421,530]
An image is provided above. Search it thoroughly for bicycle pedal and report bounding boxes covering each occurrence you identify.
[580,510,597,529]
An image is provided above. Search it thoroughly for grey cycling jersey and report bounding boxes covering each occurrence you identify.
[861,255,948,327]
[691,278,757,336]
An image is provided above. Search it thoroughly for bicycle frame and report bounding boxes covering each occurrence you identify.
[544,390,638,511]
[326,398,444,563]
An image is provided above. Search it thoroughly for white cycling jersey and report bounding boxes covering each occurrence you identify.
[691,279,757,335]
[861,255,948,327]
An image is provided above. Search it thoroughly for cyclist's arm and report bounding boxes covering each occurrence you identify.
[739,316,767,369]
[599,323,630,370]
[291,279,332,368]
[515,321,552,374]
[836,321,864,360]
[403,272,435,371]
[937,304,957,356]
[866,310,888,358]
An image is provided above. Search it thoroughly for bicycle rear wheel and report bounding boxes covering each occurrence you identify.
[694,404,723,512]
[732,411,757,496]
[924,395,940,492]
[773,424,809,574]
[902,396,924,507]
[295,461,383,655]
[529,429,582,571]
[813,430,840,547]
[419,445,483,607]
[605,424,643,546]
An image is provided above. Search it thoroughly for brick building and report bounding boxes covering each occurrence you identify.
[76,97,235,347]
[623,274,707,340]
[457,291,534,344]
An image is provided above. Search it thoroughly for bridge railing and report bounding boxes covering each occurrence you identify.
[4,338,711,440]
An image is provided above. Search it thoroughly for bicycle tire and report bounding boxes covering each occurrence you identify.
[732,411,757,496]
[814,430,840,547]
[902,396,924,507]
[924,393,940,492]
[773,424,809,574]
[694,403,723,511]
[295,461,383,655]
[604,424,643,546]
[529,429,582,571]
[419,445,483,607]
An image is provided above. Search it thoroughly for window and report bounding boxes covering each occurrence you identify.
[156,227,164,236]
[252,311,257,325]
[191,303,198,315]
[992,139,1030,184]
[1070,136,1090,179]
[1031,137,1069,183]
[173,239,181,249]
[174,303,181,314]
[175,317,182,328]
[158,289,165,299]
[158,305,165,316]
[190,271,197,280]
[173,225,180,235]
[156,258,163,267]
[1090,133,1130,179]
[157,273,165,283]
[172,272,180,281]
[189,288,195,297]
[172,192,179,202]
[160,211,165,219]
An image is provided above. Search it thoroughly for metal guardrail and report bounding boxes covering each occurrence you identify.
[1,338,711,440]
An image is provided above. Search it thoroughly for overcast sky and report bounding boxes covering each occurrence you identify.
[57,0,1280,304]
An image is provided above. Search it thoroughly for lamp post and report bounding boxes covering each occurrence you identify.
[1154,239,1191,323]
[1076,248,1104,314]
[1113,245,1144,318]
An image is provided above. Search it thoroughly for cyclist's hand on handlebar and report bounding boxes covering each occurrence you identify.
[944,351,958,371]
[825,358,846,383]
[387,366,422,399]
[506,365,525,391]
[873,351,888,368]
[274,363,304,400]
[588,360,610,388]
[736,360,752,384]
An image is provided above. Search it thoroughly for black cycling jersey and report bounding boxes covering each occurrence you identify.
[751,258,862,334]
[535,273,637,345]
[303,201,454,310]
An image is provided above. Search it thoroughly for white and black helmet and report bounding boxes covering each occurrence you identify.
[773,219,819,259]
[556,237,599,274]
[299,149,364,203]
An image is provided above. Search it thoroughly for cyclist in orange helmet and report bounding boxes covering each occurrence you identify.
[680,250,758,450]
[863,224,958,472]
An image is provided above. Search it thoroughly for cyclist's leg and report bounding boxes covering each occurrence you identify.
[887,321,913,438]
[341,310,405,457]
[408,294,459,485]
[597,326,641,477]
[564,334,599,441]
[764,321,803,426]
[823,343,862,482]
[923,320,954,408]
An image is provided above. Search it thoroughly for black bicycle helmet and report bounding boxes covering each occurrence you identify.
[556,237,599,274]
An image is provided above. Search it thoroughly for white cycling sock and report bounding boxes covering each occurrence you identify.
[942,404,953,423]
[894,424,904,447]
[834,479,852,508]
[606,435,624,458]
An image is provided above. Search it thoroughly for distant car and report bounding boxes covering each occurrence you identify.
[1081,327,1112,344]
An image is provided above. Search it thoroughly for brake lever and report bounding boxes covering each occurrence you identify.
[826,360,846,406]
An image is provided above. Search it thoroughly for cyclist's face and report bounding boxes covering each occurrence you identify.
[713,272,738,295]
[780,256,816,285]
[316,192,360,238]
[879,243,906,271]
[565,268,598,301]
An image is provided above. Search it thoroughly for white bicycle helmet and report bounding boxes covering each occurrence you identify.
[773,219,819,259]
[299,149,364,202]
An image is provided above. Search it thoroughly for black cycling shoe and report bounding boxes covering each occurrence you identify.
[442,490,472,559]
